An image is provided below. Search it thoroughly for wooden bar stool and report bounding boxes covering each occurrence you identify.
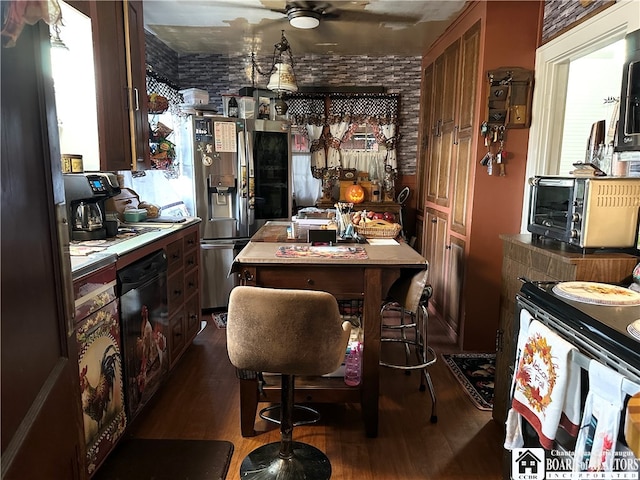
[227,286,352,480]
[380,268,437,423]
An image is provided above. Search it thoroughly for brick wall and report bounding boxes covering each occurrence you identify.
[145,32,179,85]
[145,34,421,175]
[542,0,616,43]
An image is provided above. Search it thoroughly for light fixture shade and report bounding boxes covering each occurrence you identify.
[267,63,298,93]
[288,10,320,29]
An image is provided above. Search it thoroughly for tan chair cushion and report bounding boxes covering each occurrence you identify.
[227,286,352,376]
[386,268,429,315]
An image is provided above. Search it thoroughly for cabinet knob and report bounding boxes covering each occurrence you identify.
[307,278,314,285]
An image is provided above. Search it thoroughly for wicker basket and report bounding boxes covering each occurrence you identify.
[355,220,402,238]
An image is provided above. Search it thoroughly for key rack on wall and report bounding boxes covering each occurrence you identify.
[486,67,534,128]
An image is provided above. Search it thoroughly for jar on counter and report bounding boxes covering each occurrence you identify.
[62,154,83,173]
[371,180,381,203]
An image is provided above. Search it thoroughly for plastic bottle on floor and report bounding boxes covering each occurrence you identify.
[344,342,362,386]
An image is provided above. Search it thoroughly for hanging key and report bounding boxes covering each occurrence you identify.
[480,122,489,147]
[487,154,493,175]
[480,151,493,166]
[492,126,498,143]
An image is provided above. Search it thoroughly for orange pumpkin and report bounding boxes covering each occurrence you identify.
[345,183,365,204]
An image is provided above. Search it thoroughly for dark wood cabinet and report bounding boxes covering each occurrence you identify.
[167,226,201,367]
[124,0,150,170]
[71,0,149,171]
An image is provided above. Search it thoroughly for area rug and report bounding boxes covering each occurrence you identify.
[93,438,234,480]
[212,312,227,329]
[442,353,495,411]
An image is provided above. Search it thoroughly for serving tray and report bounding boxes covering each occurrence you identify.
[552,281,640,306]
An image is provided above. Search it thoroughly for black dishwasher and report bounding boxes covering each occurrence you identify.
[118,250,169,420]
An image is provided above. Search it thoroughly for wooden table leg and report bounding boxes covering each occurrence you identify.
[361,268,382,438]
[239,377,259,437]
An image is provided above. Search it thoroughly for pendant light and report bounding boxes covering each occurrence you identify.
[251,30,298,115]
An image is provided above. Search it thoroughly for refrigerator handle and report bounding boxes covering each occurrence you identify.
[246,129,255,227]
[238,130,248,230]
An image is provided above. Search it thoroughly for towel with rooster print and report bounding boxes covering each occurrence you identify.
[511,319,581,449]
[79,344,119,431]
[573,360,626,473]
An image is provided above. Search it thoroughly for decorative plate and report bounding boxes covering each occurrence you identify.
[552,281,640,306]
[628,319,640,341]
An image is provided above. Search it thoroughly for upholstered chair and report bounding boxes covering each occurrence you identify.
[227,286,352,480]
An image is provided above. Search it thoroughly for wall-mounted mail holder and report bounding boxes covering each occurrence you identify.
[486,67,533,129]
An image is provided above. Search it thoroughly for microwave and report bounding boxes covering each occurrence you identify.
[527,176,640,249]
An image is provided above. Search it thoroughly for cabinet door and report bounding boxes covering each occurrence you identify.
[125,0,150,170]
[444,236,466,336]
[416,63,434,216]
[90,0,132,171]
[424,208,448,315]
[450,22,480,235]
[427,41,460,208]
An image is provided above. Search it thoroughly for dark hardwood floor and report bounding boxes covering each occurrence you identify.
[127,316,504,479]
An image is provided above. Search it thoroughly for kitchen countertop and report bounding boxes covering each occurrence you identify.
[70,217,200,279]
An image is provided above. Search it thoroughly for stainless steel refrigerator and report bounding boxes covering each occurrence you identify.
[187,115,292,310]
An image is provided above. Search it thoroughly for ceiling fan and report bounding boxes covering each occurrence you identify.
[271,1,419,29]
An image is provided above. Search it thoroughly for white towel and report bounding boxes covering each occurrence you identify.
[504,309,533,450]
[511,319,580,449]
[573,360,626,472]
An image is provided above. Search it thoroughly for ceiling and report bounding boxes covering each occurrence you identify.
[142,0,468,57]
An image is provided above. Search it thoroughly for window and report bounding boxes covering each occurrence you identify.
[522,1,640,230]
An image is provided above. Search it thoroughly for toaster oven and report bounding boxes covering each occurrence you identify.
[527,176,640,249]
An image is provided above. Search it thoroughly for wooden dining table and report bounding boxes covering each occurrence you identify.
[232,221,427,438]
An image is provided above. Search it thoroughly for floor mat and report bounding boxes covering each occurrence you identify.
[442,353,495,411]
[93,438,234,479]
[212,312,227,329]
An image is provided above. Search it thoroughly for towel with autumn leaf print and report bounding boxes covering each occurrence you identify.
[511,319,581,449]
[572,360,626,473]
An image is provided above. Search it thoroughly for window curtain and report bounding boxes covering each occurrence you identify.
[306,123,326,176]
[292,153,321,207]
[341,150,387,180]
[327,116,351,169]
[287,95,326,178]
[379,121,398,170]
[328,93,400,174]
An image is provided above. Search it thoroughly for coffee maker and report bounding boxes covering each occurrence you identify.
[63,173,121,241]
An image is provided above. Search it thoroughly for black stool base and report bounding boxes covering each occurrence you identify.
[240,441,331,480]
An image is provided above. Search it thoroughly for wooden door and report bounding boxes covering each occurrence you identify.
[424,208,448,316]
[1,22,84,479]
[444,236,466,337]
[416,63,434,218]
[434,40,460,208]
[450,22,480,236]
